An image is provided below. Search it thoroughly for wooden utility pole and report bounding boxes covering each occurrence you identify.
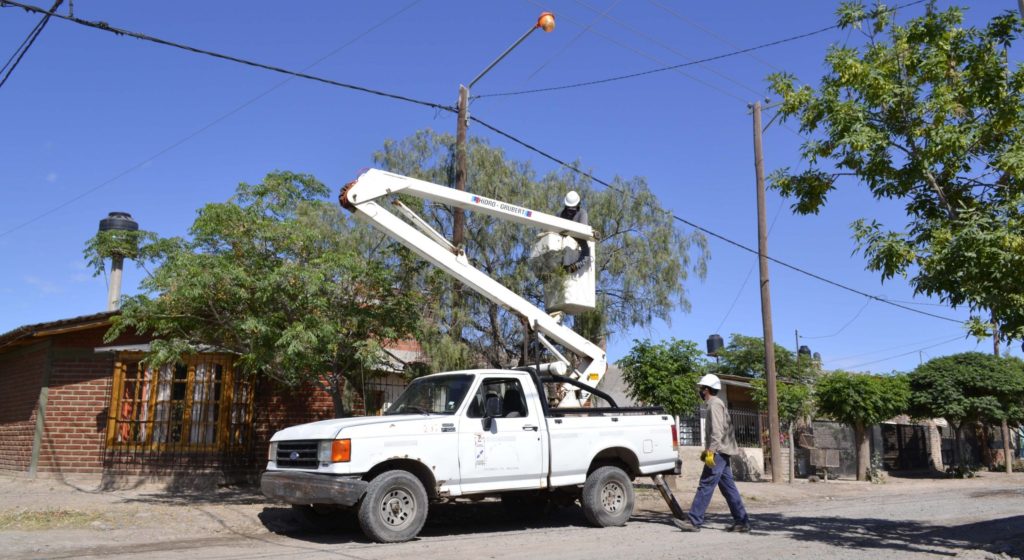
[453,85,470,248]
[752,101,783,483]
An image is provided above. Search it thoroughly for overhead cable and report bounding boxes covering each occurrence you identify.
[0,0,62,89]
[468,114,963,325]
[0,0,429,239]
[0,0,454,113]
[0,0,958,328]
[835,337,962,372]
[474,0,927,99]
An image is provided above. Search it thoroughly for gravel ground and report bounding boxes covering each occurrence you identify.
[1,471,1022,559]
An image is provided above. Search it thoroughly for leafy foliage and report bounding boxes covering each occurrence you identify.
[908,352,1024,426]
[750,378,814,425]
[816,371,909,428]
[767,2,1024,339]
[714,334,817,381]
[816,370,909,480]
[373,130,708,370]
[616,338,706,417]
[84,229,158,275]
[104,171,423,416]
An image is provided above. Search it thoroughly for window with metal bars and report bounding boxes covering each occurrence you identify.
[107,354,253,451]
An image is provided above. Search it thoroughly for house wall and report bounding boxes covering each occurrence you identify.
[0,341,48,472]
[36,328,133,476]
[0,326,145,477]
[1,320,417,483]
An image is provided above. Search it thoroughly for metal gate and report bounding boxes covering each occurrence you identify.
[881,424,929,470]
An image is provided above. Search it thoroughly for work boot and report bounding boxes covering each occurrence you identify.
[727,522,751,533]
[671,518,701,532]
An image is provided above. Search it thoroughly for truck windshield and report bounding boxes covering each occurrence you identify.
[385,374,473,415]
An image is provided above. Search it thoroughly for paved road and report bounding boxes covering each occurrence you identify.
[8,478,1021,560]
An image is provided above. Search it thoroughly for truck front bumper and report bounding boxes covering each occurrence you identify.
[261,470,368,507]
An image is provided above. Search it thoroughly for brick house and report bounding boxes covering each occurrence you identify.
[0,312,422,485]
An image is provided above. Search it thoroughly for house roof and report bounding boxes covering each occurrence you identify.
[0,311,115,352]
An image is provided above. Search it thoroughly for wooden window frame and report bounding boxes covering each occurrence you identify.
[106,353,253,452]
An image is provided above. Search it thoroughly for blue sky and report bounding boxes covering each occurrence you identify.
[1,1,1018,372]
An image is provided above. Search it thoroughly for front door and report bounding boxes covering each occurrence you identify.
[457,376,545,494]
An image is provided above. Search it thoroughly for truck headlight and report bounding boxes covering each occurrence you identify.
[268,441,278,462]
[318,439,351,463]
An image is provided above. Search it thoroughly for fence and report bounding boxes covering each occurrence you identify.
[730,408,763,447]
[361,378,409,415]
[677,406,763,448]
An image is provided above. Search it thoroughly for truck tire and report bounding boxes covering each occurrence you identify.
[357,470,429,543]
[581,465,634,527]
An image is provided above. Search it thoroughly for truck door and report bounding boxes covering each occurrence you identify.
[458,376,546,493]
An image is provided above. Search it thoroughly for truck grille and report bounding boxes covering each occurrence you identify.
[275,440,319,469]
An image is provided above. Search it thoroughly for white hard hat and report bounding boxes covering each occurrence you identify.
[696,373,722,391]
[564,190,581,208]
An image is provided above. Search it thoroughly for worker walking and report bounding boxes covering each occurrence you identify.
[674,373,751,533]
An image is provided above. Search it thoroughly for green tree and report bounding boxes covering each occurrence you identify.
[767,3,1024,340]
[616,338,707,417]
[909,352,1024,469]
[95,171,422,417]
[816,371,910,481]
[750,379,814,427]
[715,334,817,381]
[373,130,708,370]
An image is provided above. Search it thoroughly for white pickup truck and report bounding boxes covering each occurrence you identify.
[261,368,681,542]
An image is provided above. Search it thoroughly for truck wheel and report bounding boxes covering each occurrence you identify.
[357,470,428,543]
[581,465,634,527]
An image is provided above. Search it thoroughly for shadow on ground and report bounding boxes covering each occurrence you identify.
[122,486,268,506]
[258,500,597,544]
[721,512,1024,558]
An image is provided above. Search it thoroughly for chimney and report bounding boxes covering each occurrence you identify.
[98,212,139,311]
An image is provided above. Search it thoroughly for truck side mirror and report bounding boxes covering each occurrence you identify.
[482,393,503,430]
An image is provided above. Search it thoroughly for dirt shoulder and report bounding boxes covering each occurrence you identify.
[1,472,1022,559]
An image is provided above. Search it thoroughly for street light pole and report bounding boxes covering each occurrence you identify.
[451,12,555,248]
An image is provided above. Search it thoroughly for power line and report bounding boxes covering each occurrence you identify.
[714,197,784,333]
[647,0,783,74]
[801,299,871,340]
[841,335,965,371]
[468,113,964,325]
[877,297,954,308]
[827,332,966,363]
[524,0,621,82]
[521,0,747,103]
[0,0,62,89]
[0,0,956,328]
[0,0,453,113]
[569,0,763,98]
[0,0,430,239]
[475,0,927,99]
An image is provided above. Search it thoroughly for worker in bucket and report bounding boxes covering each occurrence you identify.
[674,373,752,533]
[559,190,590,273]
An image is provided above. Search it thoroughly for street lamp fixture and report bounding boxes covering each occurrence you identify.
[468,12,556,89]
[453,12,555,249]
